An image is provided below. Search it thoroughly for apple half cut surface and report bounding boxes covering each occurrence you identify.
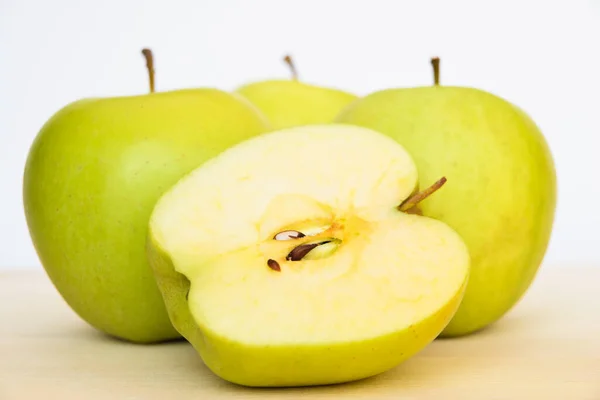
[147,124,470,387]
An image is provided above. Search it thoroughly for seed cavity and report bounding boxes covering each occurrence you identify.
[286,241,332,261]
[274,230,306,241]
[267,258,281,271]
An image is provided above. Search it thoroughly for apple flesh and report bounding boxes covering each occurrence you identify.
[23,88,270,343]
[147,124,470,386]
[336,68,557,336]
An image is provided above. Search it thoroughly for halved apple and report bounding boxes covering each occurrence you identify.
[147,124,470,387]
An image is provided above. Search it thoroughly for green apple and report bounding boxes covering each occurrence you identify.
[23,49,270,343]
[235,55,357,130]
[336,58,557,337]
[147,124,470,386]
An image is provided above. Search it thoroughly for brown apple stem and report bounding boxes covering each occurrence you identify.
[141,48,156,93]
[283,54,299,80]
[431,57,440,86]
[399,177,447,212]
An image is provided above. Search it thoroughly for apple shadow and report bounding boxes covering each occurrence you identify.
[210,369,391,395]
[180,342,483,396]
[435,297,554,342]
[205,351,486,398]
[45,314,187,347]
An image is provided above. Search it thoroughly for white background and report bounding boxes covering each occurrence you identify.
[1,0,599,269]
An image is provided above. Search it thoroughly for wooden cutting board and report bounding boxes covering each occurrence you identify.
[1,267,599,400]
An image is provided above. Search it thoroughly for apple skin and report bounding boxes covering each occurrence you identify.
[337,87,557,336]
[23,89,270,343]
[236,80,357,130]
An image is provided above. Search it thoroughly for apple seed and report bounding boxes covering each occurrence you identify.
[267,259,281,272]
[286,241,332,261]
[274,230,306,240]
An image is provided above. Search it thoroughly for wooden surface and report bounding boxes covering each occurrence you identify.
[1,268,599,400]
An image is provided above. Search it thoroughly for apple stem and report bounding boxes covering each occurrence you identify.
[431,57,440,86]
[141,48,156,93]
[399,177,447,212]
[283,54,299,81]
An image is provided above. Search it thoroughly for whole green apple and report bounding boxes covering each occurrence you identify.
[235,55,357,130]
[23,49,270,343]
[336,58,557,336]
